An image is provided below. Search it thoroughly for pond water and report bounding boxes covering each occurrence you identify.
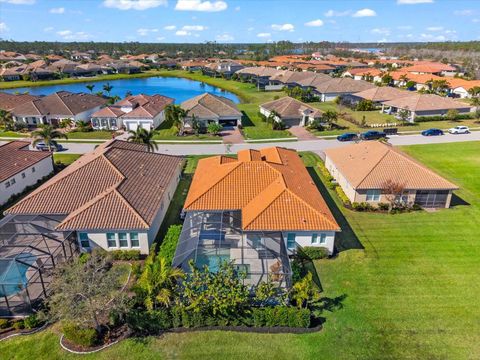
[4,76,240,104]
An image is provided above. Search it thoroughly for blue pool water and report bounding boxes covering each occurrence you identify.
[3,76,240,104]
[0,255,35,297]
[196,252,230,272]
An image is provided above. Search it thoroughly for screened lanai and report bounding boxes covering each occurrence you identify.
[0,214,79,317]
[173,211,292,288]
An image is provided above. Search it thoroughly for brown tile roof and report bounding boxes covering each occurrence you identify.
[120,94,173,119]
[6,140,184,231]
[184,147,339,232]
[12,91,108,117]
[314,78,375,94]
[345,68,383,77]
[0,92,39,111]
[324,142,458,190]
[0,141,52,182]
[181,93,241,119]
[91,106,125,118]
[382,93,471,112]
[352,87,413,102]
[260,97,322,119]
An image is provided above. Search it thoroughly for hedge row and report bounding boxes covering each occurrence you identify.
[159,225,182,266]
[62,322,98,347]
[298,246,329,260]
[414,113,475,122]
[110,250,141,261]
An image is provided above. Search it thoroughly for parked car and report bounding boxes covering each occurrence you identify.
[35,142,63,152]
[337,133,359,142]
[421,128,444,136]
[448,126,470,134]
[360,130,387,140]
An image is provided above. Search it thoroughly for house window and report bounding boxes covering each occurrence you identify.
[287,233,296,250]
[118,232,128,247]
[130,233,139,248]
[5,181,10,189]
[10,178,15,185]
[79,233,90,248]
[311,234,319,245]
[366,189,381,202]
[32,167,36,173]
[107,233,117,248]
[319,234,327,244]
[21,173,26,179]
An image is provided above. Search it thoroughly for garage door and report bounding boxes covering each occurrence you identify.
[126,122,138,131]
[219,119,238,127]
[282,118,301,127]
[140,122,151,131]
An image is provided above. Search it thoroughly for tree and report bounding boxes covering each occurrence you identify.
[165,104,189,134]
[136,255,184,311]
[426,79,449,96]
[381,179,407,212]
[290,272,321,309]
[322,110,338,129]
[266,110,279,125]
[397,108,410,123]
[103,82,113,97]
[59,118,73,129]
[128,127,158,152]
[48,250,129,332]
[446,109,459,121]
[86,84,95,93]
[76,120,92,132]
[468,86,480,98]
[0,109,14,130]
[207,122,223,135]
[191,114,201,135]
[31,124,68,152]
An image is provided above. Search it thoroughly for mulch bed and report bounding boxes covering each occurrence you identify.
[0,323,48,341]
[60,325,131,353]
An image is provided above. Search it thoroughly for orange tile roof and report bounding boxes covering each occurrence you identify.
[6,140,184,231]
[184,147,340,232]
[324,142,458,190]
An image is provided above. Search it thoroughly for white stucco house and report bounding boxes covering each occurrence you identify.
[259,96,323,127]
[0,141,54,206]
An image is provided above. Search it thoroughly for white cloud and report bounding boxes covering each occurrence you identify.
[49,7,65,14]
[43,26,54,32]
[247,27,254,31]
[164,25,176,30]
[420,33,446,41]
[454,9,474,16]
[397,0,433,3]
[57,30,92,40]
[182,25,206,31]
[324,9,351,17]
[371,28,390,36]
[234,6,240,11]
[137,28,159,36]
[0,0,35,4]
[271,23,294,32]
[257,32,271,38]
[157,36,165,41]
[397,25,413,30]
[57,30,72,37]
[103,0,167,11]
[175,0,227,12]
[216,33,234,42]
[473,18,480,23]
[305,19,324,27]
[175,30,190,36]
[352,8,376,17]
[0,22,9,33]
[426,26,443,31]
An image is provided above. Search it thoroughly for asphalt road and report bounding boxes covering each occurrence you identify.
[2,131,480,156]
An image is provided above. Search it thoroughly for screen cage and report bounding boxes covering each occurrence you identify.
[0,214,79,317]
[173,210,292,288]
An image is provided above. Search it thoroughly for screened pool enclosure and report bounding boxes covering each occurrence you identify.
[173,211,292,288]
[0,214,79,317]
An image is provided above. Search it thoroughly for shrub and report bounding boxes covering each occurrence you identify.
[126,309,172,334]
[317,161,333,181]
[355,99,375,111]
[335,186,351,206]
[159,225,182,266]
[299,246,329,260]
[23,314,40,329]
[352,202,375,212]
[414,114,473,122]
[0,319,10,329]
[110,250,141,261]
[291,259,303,284]
[377,202,390,211]
[62,322,98,347]
[12,320,24,330]
[251,307,311,328]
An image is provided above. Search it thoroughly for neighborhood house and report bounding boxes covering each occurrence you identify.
[259,96,323,127]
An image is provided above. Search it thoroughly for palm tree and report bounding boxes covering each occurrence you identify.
[31,124,68,152]
[165,104,189,133]
[103,82,113,97]
[76,120,92,132]
[136,256,184,310]
[86,84,95,93]
[0,110,14,130]
[128,127,158,152]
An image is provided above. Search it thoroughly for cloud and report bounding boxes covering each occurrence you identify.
[164,25,176,30]
[103,0,167,11]
[137,28,159,36]
[426,26,443,31]
[157,36,165,41]
[49,7,65,14]
[271,23,294,32]
[175,0,227,12]
[234,6,240,11]
[397,25,413,30]
[352,8,376,17]
[57,30,72,37]
[247,27,254,31]
[397,0,433,3]
[454,9,474,16]
[43,26,54,32]
[473,18,480,23]
[57,30,92,40]
[175,30,190,36]
[216,33,234,42]
[0,22,9,33]
[182,25,206,31]
[420,33,445,41]
[324,9,351,17]
[257,32,271,38]
[305,19,324,27]
[0,0,35,4]
[371,28,390,36]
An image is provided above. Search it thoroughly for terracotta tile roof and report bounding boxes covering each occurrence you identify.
[91,106,125,118]
[352,87,413,102]
[382,93,471,112]
[260,97,322,119]
[184,147,340,232]
[0,141,52,182]
[6,140,184,231]
[390,71,443,84]
[401,63,456,73]
[345,68,383,77]
[314,78,375,94]
[181,93,241,119]
[446,78,480,91]
[0,92,39,111]
[12,91,108,117]
[324,142,458,190]
[120,94,173,119]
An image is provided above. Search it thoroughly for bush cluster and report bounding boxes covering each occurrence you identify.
[298,247,329,260]
[110,250,141,261]
[24,314,41,329]
[352,202,376,212]
[0,319,10,329]
[335,186,351,206]
[251,307,311,328]
[159,225,182,266]
[62,322,98,347]
[317,162,333,182]
[414,114,473,122]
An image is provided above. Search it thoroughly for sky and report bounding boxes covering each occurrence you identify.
[0,0,479,43]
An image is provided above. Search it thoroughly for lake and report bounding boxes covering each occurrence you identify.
[3,76,240,104]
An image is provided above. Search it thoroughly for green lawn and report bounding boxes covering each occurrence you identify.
[53,153,81,166]
[0,131,26,138]
[2,141,480,359]
[66,131,116,140]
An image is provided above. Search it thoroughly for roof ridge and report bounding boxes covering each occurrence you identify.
[356,144,391,188]
[53,91,74,115]
[111,188,150,228]
[242,182,286,229]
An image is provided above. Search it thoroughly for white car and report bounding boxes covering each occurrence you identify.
[448,126,470,134]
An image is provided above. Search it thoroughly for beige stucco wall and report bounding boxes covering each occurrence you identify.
[325,155,357,203]
[284,231,336,255]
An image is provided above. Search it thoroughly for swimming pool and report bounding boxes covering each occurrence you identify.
[0,254,36,297]
[195,249,231,272]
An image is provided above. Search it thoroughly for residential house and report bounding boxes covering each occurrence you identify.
[0,141,54,206]
[236,67,281,88]
[446,78,480,99]
[91,94,173,131]
[180,60,205,71]
[259,96,322,127]
[381,93,472,122]
[313,78,376,101]
[12,91,108,127]
[5,140,184,254]
[74,63,103,77]
[347,86,413,105]
[342,68,383,82]
[390,71,443,91]
[0,92,39,112]
[400,62,458,77]
[181,93,242,128]
[324,141,458,208]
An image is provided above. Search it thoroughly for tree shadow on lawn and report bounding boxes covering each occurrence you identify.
[240,110,255,127]
[306,167,364,253]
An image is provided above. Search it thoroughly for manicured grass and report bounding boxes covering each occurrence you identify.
[238,103,292,139]
[153,119,220,141]
[0,130,26,138]
[2,142,479,359]
[66,131,115,140]
[52,153,81,166]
